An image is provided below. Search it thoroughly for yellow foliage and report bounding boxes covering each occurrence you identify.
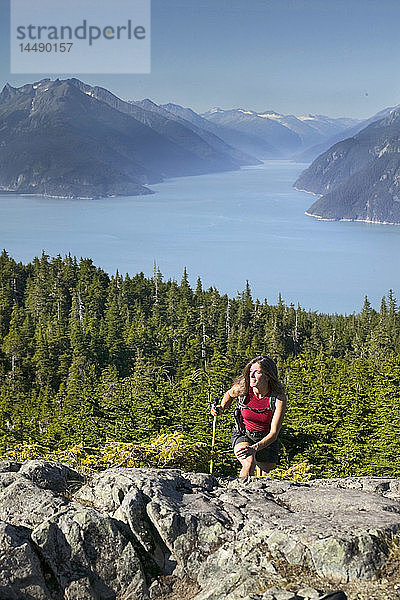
[388,532,400,561]
[3,442,48,462]
[263,460,315,482]
[1,432,210,474]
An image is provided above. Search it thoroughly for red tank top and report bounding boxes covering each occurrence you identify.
[241,388,274,432]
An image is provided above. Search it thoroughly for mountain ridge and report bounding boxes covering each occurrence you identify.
[295,106,400,224]
[0,78,252,199]
[201,106,359,157]
[0,77,394,203]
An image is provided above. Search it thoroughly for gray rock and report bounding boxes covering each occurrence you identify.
[318,592,347,600]
[77,467,235,579]
[0,460,21,473]
[148,579,164,598]
[31,503,148,599]
[0,476,67,528]
[183,471,219,491]
[76,470,400,596]
[1,463,400,600]
[19,459,84,493]
[265,588,297,600]
[309,477,400,500]
[296,585,320,598]
[63,577,96,600]
[0,519,52,599]
[0,472,21,490]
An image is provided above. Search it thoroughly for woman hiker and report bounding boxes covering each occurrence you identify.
[211,355,286,477]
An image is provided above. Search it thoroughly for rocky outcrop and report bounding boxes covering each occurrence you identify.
[1,461,400,599]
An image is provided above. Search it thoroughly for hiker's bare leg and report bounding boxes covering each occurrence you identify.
[234,442,256,477]
[256,460,276,475]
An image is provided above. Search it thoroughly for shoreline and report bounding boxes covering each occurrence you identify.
[0,190,153,201]
[305,211,400,226]
[293,186,321,197]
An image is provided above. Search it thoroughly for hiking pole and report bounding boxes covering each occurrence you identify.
[210,401,218,474]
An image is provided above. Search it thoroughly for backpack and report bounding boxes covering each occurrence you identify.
[234,394,276,435]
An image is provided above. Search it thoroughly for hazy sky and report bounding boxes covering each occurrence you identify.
[2,0,400,118]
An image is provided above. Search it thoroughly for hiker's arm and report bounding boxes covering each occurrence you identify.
[211,384,240,416]
[250,394,287,453]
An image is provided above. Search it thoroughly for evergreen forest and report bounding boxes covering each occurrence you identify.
[0,250,399,478]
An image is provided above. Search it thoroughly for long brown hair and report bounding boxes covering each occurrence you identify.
[234,355,284,396]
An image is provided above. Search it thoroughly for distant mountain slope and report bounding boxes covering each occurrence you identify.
[295,106,395,162]
[0,78,249,199]
[161,102,276,158]
[253,111,358,148]
[132,99,260,165]
[201,107,359,158]
[0,79,155,197]
[202,108,302,156]
[295,108,400,224]
[296,113,358,137]
[69,79,256,168]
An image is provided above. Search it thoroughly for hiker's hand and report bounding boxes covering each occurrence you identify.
[237,444,258,459]
[211,405,223,416]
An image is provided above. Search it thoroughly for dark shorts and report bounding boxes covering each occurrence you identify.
[231,426,279,464]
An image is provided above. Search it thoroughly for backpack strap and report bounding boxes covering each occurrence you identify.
[234,395,246,434]
[234,394,276,435]
[236,395,247,411]
[236,394,277,414]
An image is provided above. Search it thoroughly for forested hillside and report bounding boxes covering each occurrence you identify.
[0,250,399,477]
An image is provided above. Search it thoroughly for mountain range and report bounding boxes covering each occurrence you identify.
[294,105,400,224]
[294,104,399,162]
[0,78,254,198]
[200,107,358,158]
[0,78,361,198]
